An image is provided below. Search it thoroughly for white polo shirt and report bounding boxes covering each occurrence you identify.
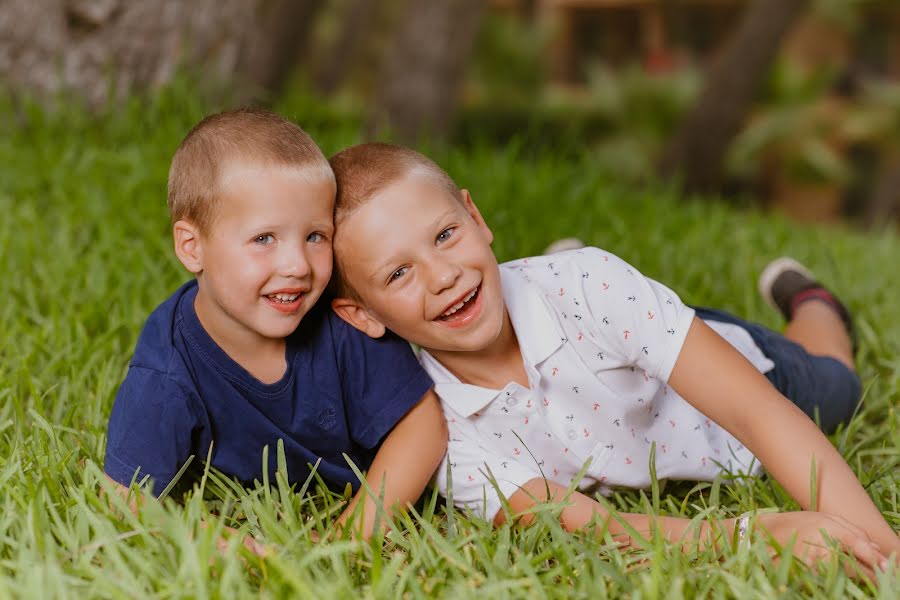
[420,247,772,521]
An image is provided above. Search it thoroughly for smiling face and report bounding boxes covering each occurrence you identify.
[177,162,335,355]
[333,171,507,357]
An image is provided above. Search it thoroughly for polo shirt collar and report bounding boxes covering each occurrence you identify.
[422,265,565,418]
[501,265,566,368]
[420,355,500,417]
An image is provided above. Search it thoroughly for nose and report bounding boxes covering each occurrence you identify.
[426,254,461,294]
[277,241,311,280]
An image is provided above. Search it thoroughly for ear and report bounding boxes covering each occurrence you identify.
[331,297,387,339]
[173,220,204,274]
[460,189,493,245]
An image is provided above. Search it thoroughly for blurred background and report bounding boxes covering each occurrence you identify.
[2,0,900,228]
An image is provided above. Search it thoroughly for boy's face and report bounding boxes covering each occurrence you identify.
[179,163,335,347]
[334,172,506,355]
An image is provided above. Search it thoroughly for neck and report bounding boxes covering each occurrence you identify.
[193,290,287,384]
[428,308,528,390]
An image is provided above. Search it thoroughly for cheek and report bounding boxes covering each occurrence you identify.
[312,248,333,277]
[229,252,273,283]
[370,291,417,327]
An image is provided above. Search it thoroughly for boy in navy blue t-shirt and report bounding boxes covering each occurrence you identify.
[104,109,445,541]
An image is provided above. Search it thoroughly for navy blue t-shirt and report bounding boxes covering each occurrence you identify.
[104,280,433,495]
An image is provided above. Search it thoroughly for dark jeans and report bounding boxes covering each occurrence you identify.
[693,307,862,434]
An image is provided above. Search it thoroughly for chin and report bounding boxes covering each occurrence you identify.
[261,316,304,338]
[442,320,504,353]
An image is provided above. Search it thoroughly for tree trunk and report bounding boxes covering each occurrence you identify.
[0,0,322,108]
[658,0,810,194]
[239,0,326,98]
[368,0,486,143]
[314,0,378,96]
[863,156,900,230]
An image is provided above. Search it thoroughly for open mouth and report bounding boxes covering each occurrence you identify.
[264,290,305,313]
[267,292,301,304]
[437,286,479,321]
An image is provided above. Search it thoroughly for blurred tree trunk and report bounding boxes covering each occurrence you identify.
[368,0,486,143]
[659,0,810,193]
[0,0,322,108]
[242,0,326,98]
[520,0,538,23]
[863,157,900,230]
[314,0,378,96]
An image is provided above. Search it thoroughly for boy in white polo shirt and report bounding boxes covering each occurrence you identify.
[327,143,899,572]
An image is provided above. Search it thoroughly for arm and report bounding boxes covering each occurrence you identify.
[102,474,268,556]
[337,389,448,539]
[500,478,889,574]
[104,369,269,555]
[668,317,900,558]
[497,477,722,549]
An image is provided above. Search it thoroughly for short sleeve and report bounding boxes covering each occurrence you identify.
[334,318,434,449]
[577,248,695,382]
[435,418,541,522]
[104,367,201,496]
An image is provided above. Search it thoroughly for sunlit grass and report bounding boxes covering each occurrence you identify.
[0,86,898,598]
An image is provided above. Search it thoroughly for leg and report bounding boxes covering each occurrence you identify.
[784,300,855,371]
[694,305,862,435]
[755,258,862,432]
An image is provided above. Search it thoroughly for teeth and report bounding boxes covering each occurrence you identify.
[441,288,478,317]
[268,292,300,303]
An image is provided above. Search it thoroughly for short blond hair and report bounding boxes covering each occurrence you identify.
[167,108,333,233]
[329,143,462,298]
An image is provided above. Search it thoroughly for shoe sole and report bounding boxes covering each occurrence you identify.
[757,257,815,313]
[544,237,586,255]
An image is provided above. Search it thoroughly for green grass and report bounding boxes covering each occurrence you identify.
[1,86,898,598]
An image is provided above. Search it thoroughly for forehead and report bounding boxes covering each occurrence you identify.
[348,172,458,230]
[337,174,461,262]
[202,163,334,234]
[218,161,334,205]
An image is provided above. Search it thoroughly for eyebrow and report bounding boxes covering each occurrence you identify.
[369,206,458,281]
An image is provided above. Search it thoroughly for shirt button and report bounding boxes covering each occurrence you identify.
[506,396,517,406]
[567,430,577,440]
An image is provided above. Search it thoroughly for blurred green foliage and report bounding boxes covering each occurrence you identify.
[0,81,898,597]
[727,60,851,186]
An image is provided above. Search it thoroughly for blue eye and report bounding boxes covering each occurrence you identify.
[437,227,455,244]
[254,234,275,245]
[307,232,326,243]
[389,267,409,283]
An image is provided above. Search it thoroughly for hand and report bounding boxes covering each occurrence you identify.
[753,511,892,580]
[217,525,271,558]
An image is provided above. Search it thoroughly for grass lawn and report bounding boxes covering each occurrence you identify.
[1,89,898,598]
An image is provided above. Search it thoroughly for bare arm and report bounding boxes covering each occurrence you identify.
[499,478,889,575]
[497,478,722,549]
[102,474,269,556]
[668,317,900,557]
[337,389,448,539]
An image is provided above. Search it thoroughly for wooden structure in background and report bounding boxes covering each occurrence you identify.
[492,0,747,82]
[490,0,900,84]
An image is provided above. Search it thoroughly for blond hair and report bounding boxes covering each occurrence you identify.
[328,143,461,298]
[167,108,333,233]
